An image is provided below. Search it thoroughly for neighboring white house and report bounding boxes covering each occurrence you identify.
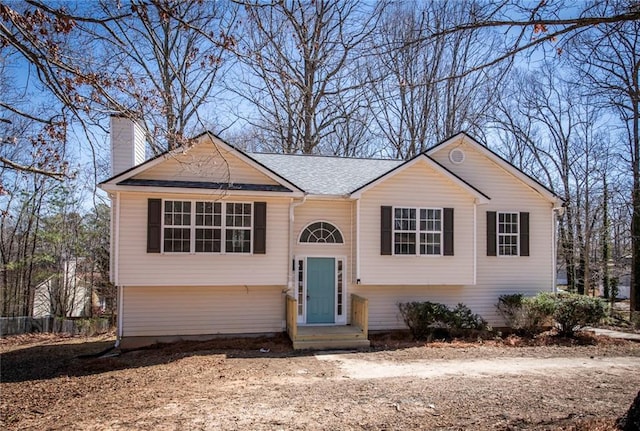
[99,116,563,348]
[32,259,100,318]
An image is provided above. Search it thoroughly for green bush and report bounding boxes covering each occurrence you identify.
[553,294,607,336]
[497,292,607,337]
[398,301,488,340]
[398,301,449,340]
[450,303,488,333]
[496,293,525,329]
[523,292,557,332]
[496,293,555,335]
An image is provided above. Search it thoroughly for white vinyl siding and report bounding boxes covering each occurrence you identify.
[122,285,283,336]
[110,116,146,177]
[117,193,289,286]
[358,160,475,285]
[135,140,279,185]
[350,282,550,329]
[429,138,555,323]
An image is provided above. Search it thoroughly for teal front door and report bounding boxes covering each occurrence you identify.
[306,257,336,324]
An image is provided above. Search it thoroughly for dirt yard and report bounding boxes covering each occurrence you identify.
[2,332,639,430]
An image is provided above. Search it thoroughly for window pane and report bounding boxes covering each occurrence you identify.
[164,228,190,253]
[394,232,416,255]
[226,229,251,253]
[195,228,221,253]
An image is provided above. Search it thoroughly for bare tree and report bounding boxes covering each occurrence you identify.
[233,0,379,155]
[91,0,238,151]
[568,2,640,311]
[490,62,615,295]
[365,0,506,159]
[432,0,639,311]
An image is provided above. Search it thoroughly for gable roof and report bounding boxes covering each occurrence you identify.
[349,153,491,202]
[250,153,402,196]
[426,132,562,204]
[99,132,304,194]
[100,128,559,205]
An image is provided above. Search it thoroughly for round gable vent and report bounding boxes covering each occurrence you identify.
[449,148,465,164]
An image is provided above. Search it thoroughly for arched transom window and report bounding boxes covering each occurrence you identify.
[299,221,344,244]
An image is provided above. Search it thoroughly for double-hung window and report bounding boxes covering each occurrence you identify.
[225,203,252,253]
[164,201,191,252]
[498,212,518,256]
[420,209,442,255]
[393,207,442,255]
[195,202,221,252]
[163,200,252,254]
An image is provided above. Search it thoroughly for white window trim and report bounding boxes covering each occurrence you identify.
[392,206,443,256]
[497,211,519,257]
[161,199,254,255]
[298,220,345,245]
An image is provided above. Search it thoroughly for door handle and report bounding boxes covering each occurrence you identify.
[307,295,310,300]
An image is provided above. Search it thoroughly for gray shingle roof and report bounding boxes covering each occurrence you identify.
[250,153,402,195]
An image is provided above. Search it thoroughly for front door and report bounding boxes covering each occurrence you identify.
[306,257,335,324]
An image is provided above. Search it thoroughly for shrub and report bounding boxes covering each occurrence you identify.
[496,293,524,328]
[522,292,556,332]
[496,292,555,335]
[553,294,607,336]
[449,303,489,336]
[398,301,450,340]
[398,301,488,340]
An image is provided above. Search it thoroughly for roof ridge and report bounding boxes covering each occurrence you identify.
[249,152,401,162]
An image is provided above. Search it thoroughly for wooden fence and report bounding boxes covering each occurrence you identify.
[0,317,111,336]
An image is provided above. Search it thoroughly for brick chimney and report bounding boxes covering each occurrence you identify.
[110,115,146,176]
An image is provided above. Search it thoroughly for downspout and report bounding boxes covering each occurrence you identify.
[552,203,565,294]
[115,285,123,348]
[288,195,307,290]
[356,198,361,283]
[473,200,477,285]
[114,192,120,287]
[114,192,123,347]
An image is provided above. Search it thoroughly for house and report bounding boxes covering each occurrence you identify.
[99,116,563,349]
[32,258,101,318]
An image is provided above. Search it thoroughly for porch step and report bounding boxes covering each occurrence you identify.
[293,338,370,350]
[291,325,370,350]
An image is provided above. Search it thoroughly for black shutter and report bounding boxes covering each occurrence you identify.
[147,198,162,253]
[487,211,497,256]
[443,208,454,256]
[253,202,267,254]
[520,212,530,256]
[381,206,392,255]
